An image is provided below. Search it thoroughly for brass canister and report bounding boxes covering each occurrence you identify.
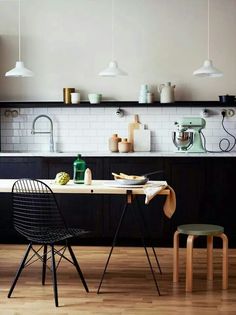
[63,88,75,104]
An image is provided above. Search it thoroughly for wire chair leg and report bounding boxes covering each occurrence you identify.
[42,245,47,285]
[67,244,89,292]
[51,245,59,307]
[8,243,32,298]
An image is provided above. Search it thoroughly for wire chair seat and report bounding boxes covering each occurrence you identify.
[15,226,89,244]
[8,178,90,307]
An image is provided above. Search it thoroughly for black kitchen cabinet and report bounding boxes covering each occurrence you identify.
[165,158,205,223]
[0,157,44,179]
[46,157,104,242]
[102,157,168,245]
[46,156,102,180]
[0,157,45,242]
[205,158,236,247]
[0,156,236,247]
[164,157,206,247]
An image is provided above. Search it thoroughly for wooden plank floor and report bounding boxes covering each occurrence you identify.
[0,245,236,314]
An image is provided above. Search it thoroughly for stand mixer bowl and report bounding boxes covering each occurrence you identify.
[172,131,193,150]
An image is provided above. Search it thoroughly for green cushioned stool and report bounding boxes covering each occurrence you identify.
[173,224,228,292]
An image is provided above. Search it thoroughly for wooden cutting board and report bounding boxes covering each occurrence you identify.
[128,114,141,151]
[133,125,151,152]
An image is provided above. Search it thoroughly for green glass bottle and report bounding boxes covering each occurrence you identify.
[73,154,86,184]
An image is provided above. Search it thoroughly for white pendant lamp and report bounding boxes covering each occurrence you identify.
[99,0,127,77]
[193,0,222,77]
[5,0,34,77]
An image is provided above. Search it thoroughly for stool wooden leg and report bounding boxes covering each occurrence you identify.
[186,235,195,292]
[219,233,228,290]
[173,231,180,283]
[207,235,213,281]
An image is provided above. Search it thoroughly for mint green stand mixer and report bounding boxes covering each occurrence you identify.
[172,117,206,153]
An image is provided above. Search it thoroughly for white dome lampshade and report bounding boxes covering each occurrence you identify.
[5,61,34,77]
[193,0,223,78]
[99,61,127,77]
[5,0,34,77]
[99,0,127,77]
[193,59,223,77]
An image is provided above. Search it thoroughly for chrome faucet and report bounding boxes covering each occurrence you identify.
[31,114,54,152]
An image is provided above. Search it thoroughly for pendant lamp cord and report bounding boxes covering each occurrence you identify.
[111,0,114,61]
[207,0,210,60]
[18,0,21,61]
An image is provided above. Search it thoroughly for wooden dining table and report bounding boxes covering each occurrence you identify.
[0,179,170,294]
[0,179,169,195]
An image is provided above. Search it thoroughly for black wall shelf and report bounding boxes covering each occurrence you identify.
[0,100,229,108]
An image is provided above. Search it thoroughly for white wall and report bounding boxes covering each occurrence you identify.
[1,1,236,154]
[0,0,236,101]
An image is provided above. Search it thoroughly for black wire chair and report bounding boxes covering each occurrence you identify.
[8,178,89,307]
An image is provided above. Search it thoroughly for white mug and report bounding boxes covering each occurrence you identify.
[70,92,80,104]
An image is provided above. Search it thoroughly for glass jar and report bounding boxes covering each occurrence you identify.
[73,154,86,184]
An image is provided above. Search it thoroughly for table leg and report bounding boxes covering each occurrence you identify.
[131,200,161,295]
[97,199,129,294]
[135,197,162,274]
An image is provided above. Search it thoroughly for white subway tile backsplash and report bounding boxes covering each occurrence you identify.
[3,122,20,129]
[48,108,62,114]
[191,108,202,115]
[4,144,14,151]
[90,108,105,115]
[176,107,191,115]
[1,106,236,153]
[4,129,14,136]
[13,143,28,151]
[147,107,162,115]
[162,107,177,115]
[20,122,32,130]
[33,108,48,115]
[19,108,33,115]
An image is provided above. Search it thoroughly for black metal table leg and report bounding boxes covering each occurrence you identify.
[131,201,161,295]
[135,197,162,274]
[97,190,161,295]
[97,192,131,294]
